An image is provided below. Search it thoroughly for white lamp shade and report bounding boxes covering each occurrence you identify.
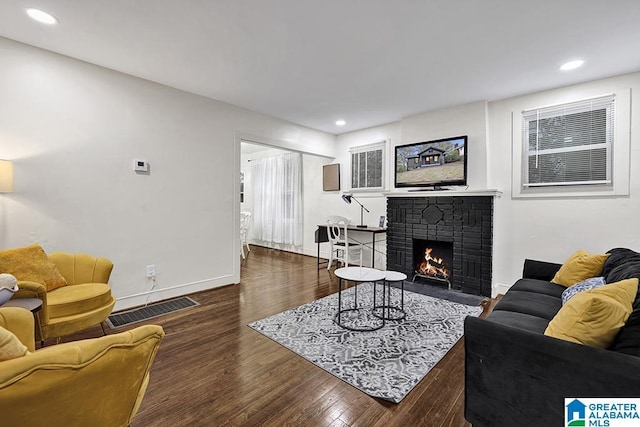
[0,160,14,193]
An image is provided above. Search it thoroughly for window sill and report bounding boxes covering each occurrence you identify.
[512,184,627,199]
[348,188,387,196]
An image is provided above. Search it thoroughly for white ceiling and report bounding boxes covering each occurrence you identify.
[1,1,639,135]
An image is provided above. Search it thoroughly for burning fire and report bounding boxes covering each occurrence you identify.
[417,247,449,279]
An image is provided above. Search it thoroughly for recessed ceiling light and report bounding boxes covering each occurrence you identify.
[26,8,59,25]
[335,120,346,126]
[559,60,584,71]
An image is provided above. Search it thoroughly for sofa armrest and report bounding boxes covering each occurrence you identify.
[464,316,640,426]
[0,307,35,352]
[14,280,49,322]
[522,259,562,281]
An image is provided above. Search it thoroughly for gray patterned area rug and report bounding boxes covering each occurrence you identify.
[248,282,483,403]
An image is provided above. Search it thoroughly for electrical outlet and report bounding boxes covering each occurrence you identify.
[146,264,156,278]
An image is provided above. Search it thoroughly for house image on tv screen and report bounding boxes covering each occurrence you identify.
[406,142,464,170]
[394,135,467,188]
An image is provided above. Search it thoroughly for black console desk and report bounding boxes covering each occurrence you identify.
[316,225,387,269]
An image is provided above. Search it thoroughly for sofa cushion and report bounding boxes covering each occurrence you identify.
[508,278,566,298]
[545,278,638,348]
[486,310,551,334]
[602,248,640,355]
[611,300,640,356]
[551,249,609,287]
[493,290,562,321]
[0,326,29,361]
[47,283,113,319]
[561,277,606,305]
[603,248,640,284]
[0,244,67,292]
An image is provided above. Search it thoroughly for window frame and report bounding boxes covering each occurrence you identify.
[511,89,630,199]
[349,141,386,192]
[521,94,614,188]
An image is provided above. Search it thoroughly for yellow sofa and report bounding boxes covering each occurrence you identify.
[14,251,116,341]
[0,307,164,426]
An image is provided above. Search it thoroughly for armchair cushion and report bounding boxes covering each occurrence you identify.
[47,283,113,318]
[0,244,67,291]
[0,326,29,361]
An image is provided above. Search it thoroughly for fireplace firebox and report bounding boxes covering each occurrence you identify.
[412,239,453,289]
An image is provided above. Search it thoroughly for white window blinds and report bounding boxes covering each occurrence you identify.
[521,94,615,187]
[350,142,385,190]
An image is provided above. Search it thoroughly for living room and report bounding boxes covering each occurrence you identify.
[1,2,640,426]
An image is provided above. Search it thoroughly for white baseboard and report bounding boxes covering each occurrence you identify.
[493,282,512,298]
[113,274,235,311]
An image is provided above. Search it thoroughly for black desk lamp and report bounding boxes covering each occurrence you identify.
[341,193,369,228]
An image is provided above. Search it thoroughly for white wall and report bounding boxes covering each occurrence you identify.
[331,102,490,243]
[0,37,335,310]
[400,101,489,190]
[333,109,491,268]
[6,35,635,304]
[488,72,640,294]
[330,74,640,296]
[331,122,402,267]
[239,122,404,269]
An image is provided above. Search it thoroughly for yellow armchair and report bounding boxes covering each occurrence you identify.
[14,252,116,342]
[0,307,164,427]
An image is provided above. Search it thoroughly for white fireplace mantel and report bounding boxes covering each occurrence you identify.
[383,189,502,198]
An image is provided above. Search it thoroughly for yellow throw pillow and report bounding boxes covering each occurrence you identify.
[545,278,638,348]
[0,244,67,292]
[552,249,610,287]
[0,326,29,361]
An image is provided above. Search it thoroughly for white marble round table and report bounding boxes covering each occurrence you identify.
[334,267,386,331]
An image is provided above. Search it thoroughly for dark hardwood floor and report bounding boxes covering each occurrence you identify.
[66,246,493,426]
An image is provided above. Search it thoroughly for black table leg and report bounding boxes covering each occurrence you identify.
[334,279,384,331]
[338,277,343,325]
[372,238,375,268]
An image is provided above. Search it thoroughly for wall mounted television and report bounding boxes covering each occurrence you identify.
[394,135,467,189]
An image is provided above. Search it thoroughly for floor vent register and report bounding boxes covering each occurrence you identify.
[106,296,199,328]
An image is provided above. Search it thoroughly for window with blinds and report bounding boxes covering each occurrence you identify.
[522,94,615,187]
[350,141,385,191]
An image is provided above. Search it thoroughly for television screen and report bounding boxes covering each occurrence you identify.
[394,135,467,188]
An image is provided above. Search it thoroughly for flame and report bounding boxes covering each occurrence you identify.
[416,247,449,279]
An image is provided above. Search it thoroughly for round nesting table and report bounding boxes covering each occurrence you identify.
[373,271,408,321]
[334,267,386,331]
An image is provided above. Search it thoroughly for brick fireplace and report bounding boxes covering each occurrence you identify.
[386,194,494,296]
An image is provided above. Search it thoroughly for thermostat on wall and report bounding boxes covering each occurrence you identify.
[134,159,149,172]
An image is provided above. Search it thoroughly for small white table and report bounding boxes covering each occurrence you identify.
[334,267,386,331]
[373,271,408,321]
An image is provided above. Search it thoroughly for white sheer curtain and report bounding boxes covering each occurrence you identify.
[251,152,303,246]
